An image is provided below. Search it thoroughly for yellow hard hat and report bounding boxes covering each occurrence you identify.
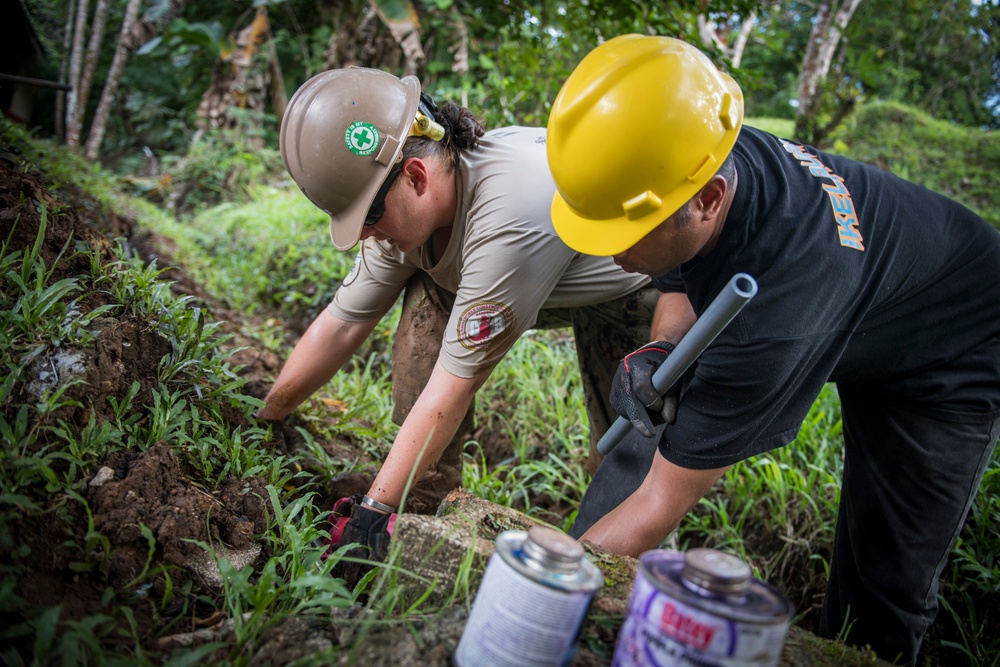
[280,67,444,250]
[547,35,744,256]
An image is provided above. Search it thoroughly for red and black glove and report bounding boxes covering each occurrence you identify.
[326,496,397,584]
[610,341,678,438]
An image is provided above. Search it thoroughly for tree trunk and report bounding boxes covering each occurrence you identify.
[696,11,757,68]
[267,37,288,127]
[371,0,424,75]
[324,1,399,72]
[730,12,757,68]
[698,14,726,53]
[194,7,272,148]
[123,0,186,50]
[816,0,863,82]
[85,0,142,161]
[449,11,470,106]
[55,0,77,142]
[65,0,92,147]
[73,0,111,144]
[796,0,864,128]
[797,0,831,117]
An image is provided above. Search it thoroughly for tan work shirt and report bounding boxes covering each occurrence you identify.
[329,126,650,378]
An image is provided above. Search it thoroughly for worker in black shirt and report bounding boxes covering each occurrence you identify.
[546,34,1000,666]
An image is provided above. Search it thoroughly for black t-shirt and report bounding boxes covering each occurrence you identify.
[658,126,1000,469]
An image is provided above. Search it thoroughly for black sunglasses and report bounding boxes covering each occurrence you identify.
[364,166,403,227]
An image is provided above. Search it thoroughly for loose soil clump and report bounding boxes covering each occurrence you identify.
[89,442,270,590]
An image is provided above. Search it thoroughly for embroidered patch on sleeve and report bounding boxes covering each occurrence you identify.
[341,250,363,287]
[457,302,516,351]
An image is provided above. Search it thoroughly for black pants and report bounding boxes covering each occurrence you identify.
[570,390,999,666]
[819,389,999,666]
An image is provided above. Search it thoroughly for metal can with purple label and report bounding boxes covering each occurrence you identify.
[613,549,793,667]
[455,526,604,667]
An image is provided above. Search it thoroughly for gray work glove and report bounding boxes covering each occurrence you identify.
[610,341,678,438]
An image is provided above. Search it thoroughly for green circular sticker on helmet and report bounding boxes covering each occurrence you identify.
[345,121,381,157]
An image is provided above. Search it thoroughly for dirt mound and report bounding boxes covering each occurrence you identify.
[90,442,269,589]
[0,164,120,284]
[1,165,171,433]
[1,156,277,656]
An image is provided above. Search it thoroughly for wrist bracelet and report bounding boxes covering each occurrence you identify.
[361,495,397,514]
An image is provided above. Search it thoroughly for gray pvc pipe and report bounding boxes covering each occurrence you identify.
[596,272,759,455]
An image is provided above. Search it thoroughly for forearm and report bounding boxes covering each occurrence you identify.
[580,453,729,557]
[651,291,696,344]
[258,308,378,420]
[368,361,486,507]
[581,492,668,556]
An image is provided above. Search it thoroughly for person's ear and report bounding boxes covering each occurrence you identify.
[696,175,727,220]
[402,157,430,195]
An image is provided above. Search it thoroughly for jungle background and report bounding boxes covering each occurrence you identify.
[2,0,999,665]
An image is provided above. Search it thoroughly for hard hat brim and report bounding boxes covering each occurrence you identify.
[328,75,422,251]
[550,192,664,257]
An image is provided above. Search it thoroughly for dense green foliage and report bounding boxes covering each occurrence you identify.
[0,121,368,664]
[419,0,713,128]
[21,0,999,178]
[736,2,813,119]
[845,0,999,129]
[707,0,1000,130]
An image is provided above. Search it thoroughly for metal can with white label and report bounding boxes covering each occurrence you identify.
[613,549,793,667]
[454,525,604,667]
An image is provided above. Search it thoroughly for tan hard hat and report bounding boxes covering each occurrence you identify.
[280,67,421,250]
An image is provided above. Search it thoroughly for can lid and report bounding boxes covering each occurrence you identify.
[681,548,751,596]
[522,526,584,572]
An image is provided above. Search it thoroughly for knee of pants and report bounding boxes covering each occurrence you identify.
[570,425,663,538]
[390,272,453,420]
[585,441,603,476]
[437,436,465,469]
[391,387,422,426]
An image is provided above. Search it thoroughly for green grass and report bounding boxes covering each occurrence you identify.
[0,221,363,665]
[136,187,352,324]
[830,101,1000,228]
[746,116,796,139]
[0,121,367,664]
[463,330,591,531]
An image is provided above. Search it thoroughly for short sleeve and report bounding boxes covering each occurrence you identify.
[328,239,420,322]
[651,269,685,293]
